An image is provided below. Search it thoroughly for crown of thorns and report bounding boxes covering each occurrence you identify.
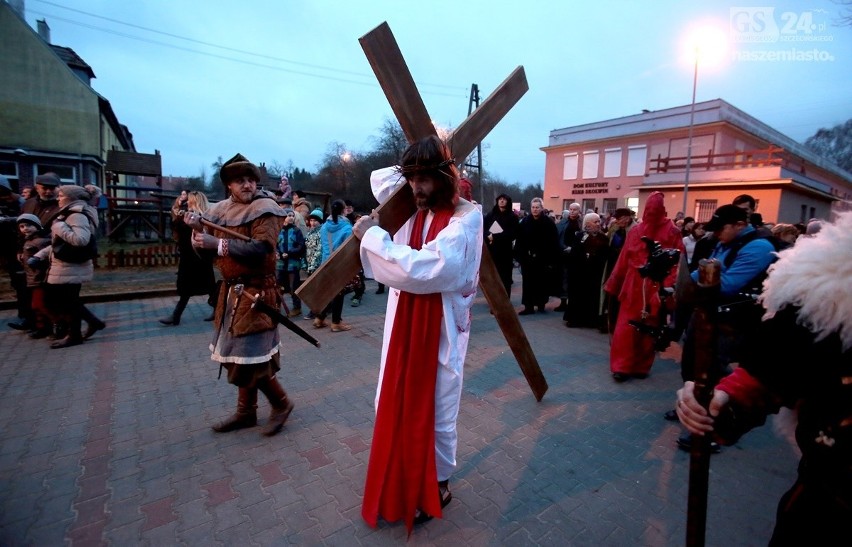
[396,157,456,176]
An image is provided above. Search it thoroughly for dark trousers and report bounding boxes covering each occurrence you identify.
[319,294,344,323]
[45,283,83,337]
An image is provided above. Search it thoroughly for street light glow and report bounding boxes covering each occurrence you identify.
[681,22,728,70]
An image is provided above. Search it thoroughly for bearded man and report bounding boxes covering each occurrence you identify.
[353,135,483,533]
[184,153,293,437]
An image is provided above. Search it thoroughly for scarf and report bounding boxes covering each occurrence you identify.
[362,207,454,534]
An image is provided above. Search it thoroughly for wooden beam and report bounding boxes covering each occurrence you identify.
[478,246,548,401]
[297,66,529,313]
[359,22,436,143]
[294,21,547,401]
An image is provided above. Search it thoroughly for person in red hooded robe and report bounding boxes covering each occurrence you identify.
[603,192,684,382]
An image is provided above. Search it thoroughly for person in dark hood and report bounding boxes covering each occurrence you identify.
[483,193,518,297]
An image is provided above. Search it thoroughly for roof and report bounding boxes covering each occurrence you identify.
[50,45,95,79]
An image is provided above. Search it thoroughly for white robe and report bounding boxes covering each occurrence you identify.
[359,167,483,480]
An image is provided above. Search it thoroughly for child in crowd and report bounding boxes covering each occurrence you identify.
[16,214,52,339]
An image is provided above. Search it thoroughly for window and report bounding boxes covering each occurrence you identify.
[800,204,807,223]
[562,153,578,180]
[669,134,715,167]
[562,199,574,212]
[35,164,76,184]
[626,145,647,176]
[582,151,599,179]
[0,161,18,189]
[581,198,596,213]
[603,148,622,178]
[626,196,639,214]
[695,199,717,222]
[809,206,816,220]
[602,198,618,217]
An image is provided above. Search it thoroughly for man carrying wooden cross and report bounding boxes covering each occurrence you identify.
[353,135,482,532]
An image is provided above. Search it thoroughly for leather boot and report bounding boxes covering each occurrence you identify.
[160,297,188,326]
[81,306,106,340]
[211,388,258,432]
[257,377,294,437]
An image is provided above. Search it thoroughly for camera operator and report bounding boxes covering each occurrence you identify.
[604,192,684,382]
[674,204,777,451]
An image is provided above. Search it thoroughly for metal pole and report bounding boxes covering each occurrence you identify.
[681,55,698,217]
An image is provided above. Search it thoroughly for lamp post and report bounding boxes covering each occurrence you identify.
[681,51,698,217]
[679,24,726,218]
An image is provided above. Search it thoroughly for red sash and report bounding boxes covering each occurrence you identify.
[362,207,453,533]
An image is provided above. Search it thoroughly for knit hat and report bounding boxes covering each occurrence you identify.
[219,153,261,187]
[308,208,324,222]
[16,213,42,229]
[58,184,91,202]
[35,172,61,187]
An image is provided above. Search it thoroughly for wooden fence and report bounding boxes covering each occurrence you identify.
[94,244,179,268]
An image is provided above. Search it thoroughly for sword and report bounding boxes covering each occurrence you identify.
[232,284,321,348]
[177,210,252,242]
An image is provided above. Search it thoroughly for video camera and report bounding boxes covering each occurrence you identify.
[628,237,681,351]
[637,236,680,284]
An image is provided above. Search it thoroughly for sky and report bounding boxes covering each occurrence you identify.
[21,0,852,186]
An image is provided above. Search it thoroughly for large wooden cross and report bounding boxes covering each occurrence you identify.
[296,22,548,401]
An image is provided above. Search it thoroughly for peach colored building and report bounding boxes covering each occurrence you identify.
[542,99,852,224]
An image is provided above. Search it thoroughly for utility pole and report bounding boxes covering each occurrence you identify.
[464,83,484,204]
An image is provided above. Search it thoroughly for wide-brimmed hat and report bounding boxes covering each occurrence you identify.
[704,204,748,231]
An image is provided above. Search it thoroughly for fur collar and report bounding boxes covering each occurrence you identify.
[760,211,852,350]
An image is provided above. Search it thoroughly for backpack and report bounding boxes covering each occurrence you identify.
[717,230,784,331]
[722,229,785,297]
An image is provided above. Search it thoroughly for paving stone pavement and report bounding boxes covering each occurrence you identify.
[0,277,799,546]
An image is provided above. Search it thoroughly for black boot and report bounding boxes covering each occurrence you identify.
[211,388,258,432]
[160,296,188,326]
[258,376,294,437]
[81,306,106,340]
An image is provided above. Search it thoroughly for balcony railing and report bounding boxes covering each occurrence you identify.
[649,145,787,174]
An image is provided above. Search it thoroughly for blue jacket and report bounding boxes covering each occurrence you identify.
[277,225,305,272]
[319,215,352,264]
[691,225,776,296]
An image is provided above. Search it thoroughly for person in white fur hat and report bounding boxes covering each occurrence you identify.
[676,210,852,545]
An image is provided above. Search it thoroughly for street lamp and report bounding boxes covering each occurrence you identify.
[339,150,352,197]
[680,25,727,217]
[681,52,699,217]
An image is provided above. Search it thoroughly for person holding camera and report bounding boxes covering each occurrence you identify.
[603,192,684,382]
[674,203,777,450]
[676,211,851,543]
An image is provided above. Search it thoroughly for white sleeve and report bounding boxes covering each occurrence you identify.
[359,212,482,295]
[370,166,404,204]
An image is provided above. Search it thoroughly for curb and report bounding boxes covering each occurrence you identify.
[0,288,178,311]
